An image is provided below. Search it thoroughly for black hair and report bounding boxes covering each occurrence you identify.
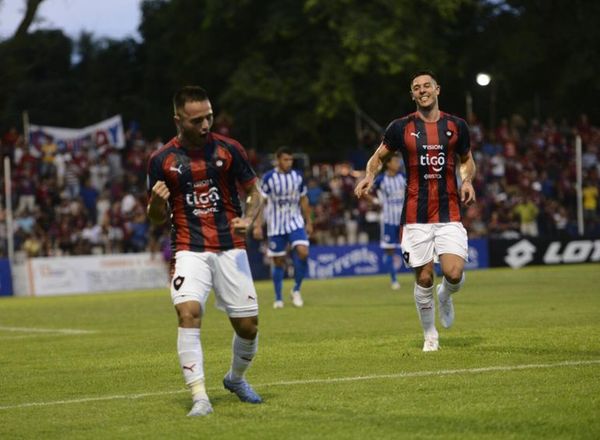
[409,70,438,87]
[275,146,293,158]
[173,86,209,114]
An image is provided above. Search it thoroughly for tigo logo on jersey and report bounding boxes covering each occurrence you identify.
[420,147,446,179]
[187,187,221,215]
[420,151,446,171]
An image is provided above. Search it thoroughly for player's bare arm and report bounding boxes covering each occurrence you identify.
[300,195,313,235]
[459,151,476,206]
[232,180,264,235]
[147,180,170,225]
[354,143,393,198]
[251,194,266,240]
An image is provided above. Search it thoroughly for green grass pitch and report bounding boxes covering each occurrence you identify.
[1,265,599,439]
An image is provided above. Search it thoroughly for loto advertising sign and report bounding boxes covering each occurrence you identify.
[490,238,600,269]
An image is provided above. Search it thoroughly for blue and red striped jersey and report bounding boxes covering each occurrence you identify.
[382,111,470,224]
[147,133,257,252]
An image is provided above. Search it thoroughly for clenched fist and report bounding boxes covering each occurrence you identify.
[151,180,170,202]
[147,180,170,224]
[231,217,251,235]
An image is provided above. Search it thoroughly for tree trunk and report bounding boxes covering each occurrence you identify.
[12,0,45,39]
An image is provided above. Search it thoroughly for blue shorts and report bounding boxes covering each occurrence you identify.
[267,228,310,257]
[380,223,401,249]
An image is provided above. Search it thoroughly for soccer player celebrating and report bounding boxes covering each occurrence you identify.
[147,86,263,416]
[253,147,312,308]
[371,154,406,290]
[354,71,477,352]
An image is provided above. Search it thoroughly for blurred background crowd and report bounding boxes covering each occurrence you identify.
[1,111,598,260]
[2,0,599,261]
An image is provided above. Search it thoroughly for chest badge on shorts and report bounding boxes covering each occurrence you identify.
[173,276,185,290]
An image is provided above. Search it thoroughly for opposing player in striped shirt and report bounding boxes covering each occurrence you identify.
[371,154,406,290]
[253,147,312,308]
[354,70,477,352]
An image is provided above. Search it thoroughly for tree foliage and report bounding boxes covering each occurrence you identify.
[0,0,598,156]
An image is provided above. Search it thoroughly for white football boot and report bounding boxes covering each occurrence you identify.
[187,398,213,416]
[291,290,304,307]
[436,284,455,329]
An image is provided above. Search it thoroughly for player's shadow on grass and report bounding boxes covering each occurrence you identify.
[171,393,271,413]
[414,335,484,349]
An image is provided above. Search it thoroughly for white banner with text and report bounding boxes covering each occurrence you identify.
[29,114,126,151]
[23,253,168,297]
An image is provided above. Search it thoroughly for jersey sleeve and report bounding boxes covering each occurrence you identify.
[373,173,384,191]
[456,118,471,157]
[229,142,258,186]
[382,119,405,151]
[146,153,166,196]
[298,172,307,197]
[260,173,271,196]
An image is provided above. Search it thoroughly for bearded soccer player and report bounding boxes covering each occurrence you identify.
[354,71,477,352]
[147,86,263,416]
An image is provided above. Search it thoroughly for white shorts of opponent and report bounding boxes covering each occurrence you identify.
[401,222,469,268]
[170,249,258,318]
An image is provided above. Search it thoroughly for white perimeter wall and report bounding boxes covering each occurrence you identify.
[12,253,169,297]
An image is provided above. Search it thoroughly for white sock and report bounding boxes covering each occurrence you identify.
[227,333,258,382]
[177,327,207,401]
[414,283,438,339]
[439,273,465,300]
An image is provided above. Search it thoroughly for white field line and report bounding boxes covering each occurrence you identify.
[0,335,67,340]
[0,326,96,335]
[0,359,598,411]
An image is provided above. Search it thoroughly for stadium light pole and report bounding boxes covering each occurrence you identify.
[465,91,473,121]
[575,135,584,236]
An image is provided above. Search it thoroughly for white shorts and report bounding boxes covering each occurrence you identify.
[400,222,468,268]
[170,249,258,318]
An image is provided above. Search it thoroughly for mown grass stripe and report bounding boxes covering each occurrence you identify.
[1,359,598,411]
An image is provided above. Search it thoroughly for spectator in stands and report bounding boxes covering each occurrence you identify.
[89,155,111,191]
[305,177,323,207]
[39,136,58,178]
[512,195,539,237]
[125,209,149,253]
[22,232,43,257]
[583,178,599,227]
[2,126,20,149]
[80,176,99,222]
[2,110,599,260]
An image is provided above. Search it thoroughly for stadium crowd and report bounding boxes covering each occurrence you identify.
[0,112,599,259]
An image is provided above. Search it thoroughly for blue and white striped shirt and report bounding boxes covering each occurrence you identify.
[373,172,406,226]
[260,168,307,236]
